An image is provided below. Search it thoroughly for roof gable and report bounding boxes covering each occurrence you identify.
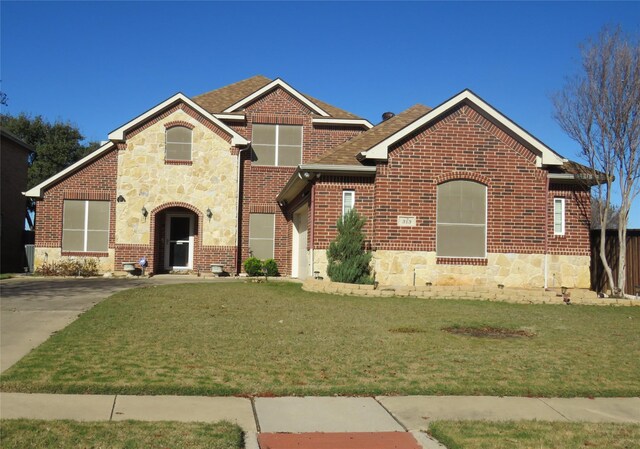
[192,75,368,123]
[222,78,331,117]
[361,89,564,167]
[25,141,116,198]
[108,93,248,146]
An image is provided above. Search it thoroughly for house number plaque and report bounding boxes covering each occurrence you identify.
[397,216,417,227]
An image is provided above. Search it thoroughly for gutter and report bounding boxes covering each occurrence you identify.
[277,164,376,204]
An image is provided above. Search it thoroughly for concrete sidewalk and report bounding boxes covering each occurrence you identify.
[2,393,638,430]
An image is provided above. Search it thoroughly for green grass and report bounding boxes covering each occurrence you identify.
[0,419,243,449]
[429,421,640,449]
[1,282,639,397]
[0,273,14,280]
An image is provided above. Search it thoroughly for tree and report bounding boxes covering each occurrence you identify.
[326,209,373,284]
[553,26,640,296]
[590,198,619,229]
[0,113,93,189]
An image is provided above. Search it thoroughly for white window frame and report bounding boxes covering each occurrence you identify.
[252,124,303,167]
[554,197,566,236]
[342,190,355,216]
[62,200,110,252]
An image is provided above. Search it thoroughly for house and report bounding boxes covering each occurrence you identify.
[25,76,594,288]
[1,129,33,273]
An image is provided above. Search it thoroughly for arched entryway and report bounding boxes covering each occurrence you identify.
[151,203,201,273]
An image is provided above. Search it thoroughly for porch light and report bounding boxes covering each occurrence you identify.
[117,195,126,203]
[141,206,148,219]
[206,208,213,221]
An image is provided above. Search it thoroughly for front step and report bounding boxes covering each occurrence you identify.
[258,432,422,449]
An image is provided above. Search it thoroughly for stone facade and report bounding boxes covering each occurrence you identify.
[311,249,590,288]
[115,108,238,248]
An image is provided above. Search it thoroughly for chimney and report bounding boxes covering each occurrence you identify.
[382,112,395,121]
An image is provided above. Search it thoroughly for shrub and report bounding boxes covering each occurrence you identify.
[263,259,279,276]
[35,258,100,277]
[326,209,373,284]
[243,257,263,276]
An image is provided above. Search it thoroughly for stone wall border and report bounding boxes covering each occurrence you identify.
[301,279,640,307]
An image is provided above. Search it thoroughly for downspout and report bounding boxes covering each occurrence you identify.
[235,143,250,275]
[544,174,549,289]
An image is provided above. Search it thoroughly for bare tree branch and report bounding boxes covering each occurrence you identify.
[553,26,640,296]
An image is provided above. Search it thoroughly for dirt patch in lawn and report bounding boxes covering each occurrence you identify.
[443,326,535,339]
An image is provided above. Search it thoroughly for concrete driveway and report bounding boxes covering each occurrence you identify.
[0,277,154,372]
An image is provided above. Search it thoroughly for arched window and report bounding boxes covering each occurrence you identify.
[436,180,487,258]
[165,126,192,161]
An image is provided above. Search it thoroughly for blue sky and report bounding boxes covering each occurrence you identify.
[2,1,639,226]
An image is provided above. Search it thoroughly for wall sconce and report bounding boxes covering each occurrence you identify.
[206,208,213,221]
[117,195,126,203]
[141,206,148,221]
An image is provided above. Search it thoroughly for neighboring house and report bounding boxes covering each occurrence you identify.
[1,129,33,273]
[26,76,594,288]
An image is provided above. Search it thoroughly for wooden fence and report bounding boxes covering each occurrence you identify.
[590,229,640,295]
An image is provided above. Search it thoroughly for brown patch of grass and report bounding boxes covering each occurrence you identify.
[443,325,535,338]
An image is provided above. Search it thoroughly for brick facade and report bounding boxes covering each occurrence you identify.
[34,148,118,251]
[29,79,591,287]
[226,87,366,274]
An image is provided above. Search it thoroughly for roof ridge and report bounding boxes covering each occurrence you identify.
[192,75,272,101]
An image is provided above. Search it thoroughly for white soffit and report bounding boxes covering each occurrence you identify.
[223,78,331,117]
[312,117,373,129]
[363,90,564,166]
[108,93,248,146]
[24,142,116,198]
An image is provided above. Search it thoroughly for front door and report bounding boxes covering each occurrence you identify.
[165,214,194,270]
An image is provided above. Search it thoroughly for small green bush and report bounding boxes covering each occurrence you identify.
[327,209,373,284]
[263,259,279,276]
[35,258,100,277]
[243,257,263,276]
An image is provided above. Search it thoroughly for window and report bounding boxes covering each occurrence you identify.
[249,213,275,260]
[342,190,355,216]
[252,124,302,166]
[165,126,192,161]
[62,200,110,252]
[436,180,487,258]
[554,198,565,235]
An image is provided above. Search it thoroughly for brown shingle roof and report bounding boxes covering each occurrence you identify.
[192,75,273,113]
[311,104,432,166]
[191,75,363,119]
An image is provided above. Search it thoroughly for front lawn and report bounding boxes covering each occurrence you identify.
[0,419,243,449]
[1,282,638,397]
[429,421,640,449]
